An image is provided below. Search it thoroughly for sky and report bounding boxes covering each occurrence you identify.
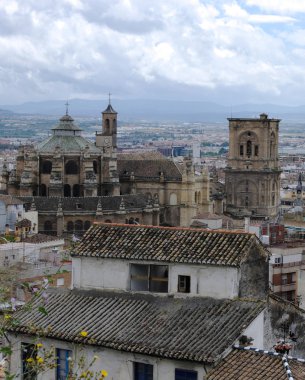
[1,0,305,106]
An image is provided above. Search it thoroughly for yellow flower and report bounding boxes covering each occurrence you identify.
[36,356,44,364]
[26,358,34,363]
[80,331,88,337]
[4,314,11,320]
[80,371,88,378]
[36,343,43,348]
[101,369,108,377]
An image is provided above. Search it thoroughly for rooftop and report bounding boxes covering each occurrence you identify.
[8,288,265,364]
[73,223,268,267]
[207,346,305,380]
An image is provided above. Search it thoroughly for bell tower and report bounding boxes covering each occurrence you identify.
[225,113,281,219]
[96,96,120,196]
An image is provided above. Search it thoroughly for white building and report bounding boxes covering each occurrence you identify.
[6,224,305,380]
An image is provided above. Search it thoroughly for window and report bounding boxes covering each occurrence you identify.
[65,160,79,175]
[240,145,244,156]
[178,275,190,293]
[254,145,259,156]
[130,264,168,293]
[41,160,52,174]
[175,369,198,380]
[134,362,153,380]
[56,348,72,380]
[246,140,252,156]
[22,343,37,380]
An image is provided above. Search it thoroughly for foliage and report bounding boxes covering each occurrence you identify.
[0,268,109,379]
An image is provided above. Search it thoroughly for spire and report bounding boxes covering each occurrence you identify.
[30,197,36,211]
[65,100,69,116]
[117,197,126,214]
[95,197,103,219]
[108,92,111,105]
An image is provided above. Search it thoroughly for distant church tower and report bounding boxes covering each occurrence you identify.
[225,113,281,219]
[96,97,120,196]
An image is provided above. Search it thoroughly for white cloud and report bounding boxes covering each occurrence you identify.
[0,0,304,105]
[245,0,305,14]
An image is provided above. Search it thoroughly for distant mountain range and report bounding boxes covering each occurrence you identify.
[1,99,305,122]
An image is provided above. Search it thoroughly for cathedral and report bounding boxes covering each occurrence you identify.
[1,102,210,236]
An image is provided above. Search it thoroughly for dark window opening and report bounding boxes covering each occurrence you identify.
[178,275,190,293]
[84,221,91,230]
[41,160,52,174]
[254,145,259,156]
[93,160,98,174]
[73,184,80,197]
[105,118,110,134]
[240,145,244,156]
[134,362,153,380]
[175,369,197,380]
[75,220,83,231]
[130,264,168,293]
[44,221,52,231]
[65,160,79,175]
[246,140,252,156]
[40,184,47,197]
[67,221,74,231]
[64,184,71,197]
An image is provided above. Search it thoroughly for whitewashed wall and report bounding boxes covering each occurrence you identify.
[73,257,240,299]
[8,334,209,380]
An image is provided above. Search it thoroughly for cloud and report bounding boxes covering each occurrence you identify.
[0,0,304,105]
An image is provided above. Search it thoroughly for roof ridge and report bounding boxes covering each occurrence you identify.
[91,222,257,236]
[233,345,305,362]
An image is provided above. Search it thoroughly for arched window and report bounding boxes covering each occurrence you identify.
[41,160,52,174]
[75,220,83,231]
[67,221,74,231]
[272,195,275,206]
[40,184,47,197]
[65,160,79,175]
[195,192,197,203]
[44,221,52,231]
[246,141,252,157]
[64,184,71,197]
[73,184,80,197]
[84,221,91,230]
[93,160,98,174]
[105,119,110,134]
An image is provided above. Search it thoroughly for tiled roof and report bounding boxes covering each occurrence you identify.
[51,114,82,131]
[0,195,24,206]
[8,289,265,364]
[118,151,166,160]
[36,135,101,153]
[118,154,182,181]
[207,346,305,380]
[19,195,148,213]
[22,233,63,244]
[73,224,267,267]
[15,218,31,228]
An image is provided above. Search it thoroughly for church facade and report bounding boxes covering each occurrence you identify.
[1,102,210,235]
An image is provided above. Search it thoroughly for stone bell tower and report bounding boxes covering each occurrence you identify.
[96,96,120,196]
[225,113,281,219]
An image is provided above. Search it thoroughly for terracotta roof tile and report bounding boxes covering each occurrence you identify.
[8,289,265,364]
[73,224,267,267]
[207,347,305,380]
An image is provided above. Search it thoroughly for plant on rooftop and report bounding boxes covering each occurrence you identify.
[0,271,109,379]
